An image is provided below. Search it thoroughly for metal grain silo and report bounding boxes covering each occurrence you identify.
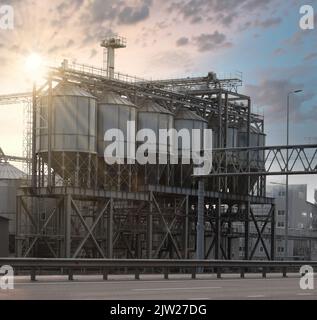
[36,82,97,187]
[37,82,97,154]
[234,127,266,194]
[97,91,136,157]
[238,127,266,169]
[174,108,208,187]
[227,127,239,148]
[97,91,137,191]
[137,99,174,186]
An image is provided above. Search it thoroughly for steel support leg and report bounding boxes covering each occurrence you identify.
[65,194,72,258]
[196,180,205,260]
[147,193,153,259]
[107,198,114,258]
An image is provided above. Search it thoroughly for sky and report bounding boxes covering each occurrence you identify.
[0,0,316,200]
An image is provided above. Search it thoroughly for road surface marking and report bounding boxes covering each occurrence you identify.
[132,287,222,292]
[297,293,313,296]
[247,295,266,298]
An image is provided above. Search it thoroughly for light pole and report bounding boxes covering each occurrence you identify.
[285,89,303,259]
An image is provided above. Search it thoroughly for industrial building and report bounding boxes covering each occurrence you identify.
[0,152,25,254]
[1,36,316,260]
[229,185,317,261]
[0,216,9,257]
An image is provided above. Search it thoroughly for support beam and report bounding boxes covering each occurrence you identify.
[47,78,52,189]
[196,179,205,260]
[183,196,189,259]
[271,204,276,260]
[107,198,114,258]
[147,193,153,259]
[31,83,37,190]
[215,198,221,259]
[65,194,72,258]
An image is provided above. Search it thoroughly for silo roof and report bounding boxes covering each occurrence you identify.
[175,108,207,122]
[52,82,95,98]
[139,99,173,115]
[0,162,25,180]
[99,91,136,107]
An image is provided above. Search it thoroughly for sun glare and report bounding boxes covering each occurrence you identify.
[24,53,45,81]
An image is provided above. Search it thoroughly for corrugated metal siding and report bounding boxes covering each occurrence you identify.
[97,92,136,157]
[37,84,97,153]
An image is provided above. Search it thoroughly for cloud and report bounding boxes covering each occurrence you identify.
[193,32,232,52]
[304,52,317,61]
[273,48,285,56]
[176,37,189,46]
[167,0,277,28]
[118,5,151,24]
[255,17,282,28]
[148,50,194,74]
[246,78,316,123]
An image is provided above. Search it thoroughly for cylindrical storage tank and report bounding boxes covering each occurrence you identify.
[137,99,174,154]
[97,92,137,158]
[37,82,97,154]
[174,108,208,158]
[236,128,266,194]
[227,127,239,148]
[174,108,208,187]
[97,92,137,191]
[137,99,174,186]
[238,129,266,169]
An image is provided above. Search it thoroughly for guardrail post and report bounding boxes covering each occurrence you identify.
[217,268,222,279]
[31,268,36,282]
[240,269,245,279]
[135,269,140,280]
[191,269,196,279]
[68,269,74,281]
[164,268,169,280]
[262,268,267,278]
[103,269,108,281]
[282,267,287,278]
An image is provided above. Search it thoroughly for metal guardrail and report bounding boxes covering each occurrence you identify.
[0,259,316,281]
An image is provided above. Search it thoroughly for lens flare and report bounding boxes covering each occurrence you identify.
[24,53,45,81]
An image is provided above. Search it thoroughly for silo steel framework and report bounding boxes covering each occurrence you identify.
[15,62,277,260]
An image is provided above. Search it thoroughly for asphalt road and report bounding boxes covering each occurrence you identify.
[0,274,316,300]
